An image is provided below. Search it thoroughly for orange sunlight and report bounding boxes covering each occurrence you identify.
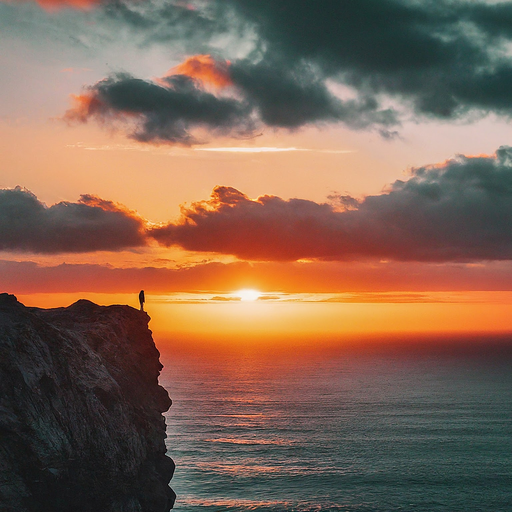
[236,289,261,301]
[16,291,512,348]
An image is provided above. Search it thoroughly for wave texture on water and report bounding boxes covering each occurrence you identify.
[161,340,512,511]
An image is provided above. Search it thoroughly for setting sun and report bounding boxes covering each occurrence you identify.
[236,289,261,302]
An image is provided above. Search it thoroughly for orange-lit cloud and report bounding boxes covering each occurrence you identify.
[150,147,512,262]
[166,55,232,89]
[6,148,512,260]
[78,194,137,214]
[64,93,106,123]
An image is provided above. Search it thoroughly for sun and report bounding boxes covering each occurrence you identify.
[236,289,261,302]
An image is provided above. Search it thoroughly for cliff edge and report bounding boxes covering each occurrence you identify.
[0,293,175,512]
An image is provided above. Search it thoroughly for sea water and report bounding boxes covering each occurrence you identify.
[160,339,512,511]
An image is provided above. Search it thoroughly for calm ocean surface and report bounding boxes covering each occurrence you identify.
[160,339,512,511]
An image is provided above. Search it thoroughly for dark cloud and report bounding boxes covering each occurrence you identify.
[150,147,512,262]
[229,60,339,128]
[12,0,512,129]
[229,58,398,130]
[464,2,512,40]
[0,187,146,253]
[65,72,255,144]
[227,0,455,73]
[62,0,512,141]
[66,56,397,144]
[224,0,512,120]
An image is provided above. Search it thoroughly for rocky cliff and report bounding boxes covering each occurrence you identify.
[0,294,175,512]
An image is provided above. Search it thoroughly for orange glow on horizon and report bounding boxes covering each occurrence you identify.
[7,0,512,363]
[14,292,512,348]
[236,289,261,301]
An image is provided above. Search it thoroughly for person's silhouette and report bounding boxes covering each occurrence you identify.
[139,290,145,312]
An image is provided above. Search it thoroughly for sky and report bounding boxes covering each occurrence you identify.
[3,0,512,340]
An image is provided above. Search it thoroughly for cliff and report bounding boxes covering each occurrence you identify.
[0,294,175,512]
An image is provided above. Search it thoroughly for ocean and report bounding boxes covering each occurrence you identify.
[160,338,512,511]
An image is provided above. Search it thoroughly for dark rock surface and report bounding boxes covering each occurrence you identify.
[0,293,175,512]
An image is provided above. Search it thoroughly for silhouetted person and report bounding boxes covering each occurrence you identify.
[139,290,145,312]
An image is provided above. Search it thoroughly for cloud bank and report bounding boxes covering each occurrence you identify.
[5,148,512,260]
[223,0,512,120]
[65,55,397,144]
[56,0,512,142]
[0,187,145,253]
[151,147,512,262]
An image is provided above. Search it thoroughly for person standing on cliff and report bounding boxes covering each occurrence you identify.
[139,290,145,312]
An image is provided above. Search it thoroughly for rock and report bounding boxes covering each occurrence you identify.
[0,293,175,512]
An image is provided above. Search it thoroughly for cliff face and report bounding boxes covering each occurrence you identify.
[0,294,175,512]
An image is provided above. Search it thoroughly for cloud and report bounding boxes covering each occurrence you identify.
[0,187,146,253]
[167,54,233,90]
[13,0,512,129]
[150,186,341,260]
[6,148,512,261]
[65,71,255,145]
[67,0,512,129]
[229,58,398,130]
[66,54,398,144]
[223,0,512,120]
[150,147,512,262]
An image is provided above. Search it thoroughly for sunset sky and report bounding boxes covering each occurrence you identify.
[3,0,512,340]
